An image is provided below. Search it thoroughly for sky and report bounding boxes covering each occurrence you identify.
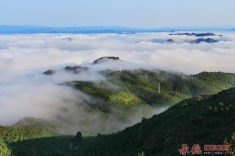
[0,0,235,28]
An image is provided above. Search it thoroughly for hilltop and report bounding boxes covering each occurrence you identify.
[191,38,218,44]
[93,56,121,64]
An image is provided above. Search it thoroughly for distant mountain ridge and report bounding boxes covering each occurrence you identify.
[0,25,234,34]
[0,25,172,34]
[169,32,222,37]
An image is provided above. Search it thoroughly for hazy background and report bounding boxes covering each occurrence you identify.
[1,33,235,74]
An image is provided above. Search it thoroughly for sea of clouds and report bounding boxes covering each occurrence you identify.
[0,32,235,132]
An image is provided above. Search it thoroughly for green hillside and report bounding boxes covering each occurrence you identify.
[71,70,235,106]
[2,69,235,155]
[0,118,68,156]
[4,87,235,156]
[74,87,235,156]
[61,70,235,129]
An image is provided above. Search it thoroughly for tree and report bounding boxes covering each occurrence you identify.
[75,131,82,142]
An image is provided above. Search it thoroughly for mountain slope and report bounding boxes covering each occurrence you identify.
[7,87,235,156]
[70,70,235,107]
[75,87,235,156]
[0,117,67,156]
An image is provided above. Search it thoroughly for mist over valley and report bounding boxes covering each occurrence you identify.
[1,31,235,155]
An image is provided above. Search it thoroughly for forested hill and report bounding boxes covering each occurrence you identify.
[1,58,235,155]
[6,87,235,156]
[70,69,235,107]
[43,57,235,108]
[75,87,235,156]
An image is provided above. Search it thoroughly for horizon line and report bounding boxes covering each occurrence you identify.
[0,25,234,29]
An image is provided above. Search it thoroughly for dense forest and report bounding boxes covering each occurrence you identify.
[72,69,235,107]
[74,87,235,156]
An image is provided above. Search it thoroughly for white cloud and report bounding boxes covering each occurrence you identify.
[0,32,234,132]
[1,32,235,73]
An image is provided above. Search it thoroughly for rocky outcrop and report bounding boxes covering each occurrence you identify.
[43,66,89,76]
[64,66,89,74]
[92,56,120,64]
[43,70,56,75]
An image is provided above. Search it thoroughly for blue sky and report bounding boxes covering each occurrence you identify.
[0,0,235,28]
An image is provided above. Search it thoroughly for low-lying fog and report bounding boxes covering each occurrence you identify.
[0,32,235,133]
